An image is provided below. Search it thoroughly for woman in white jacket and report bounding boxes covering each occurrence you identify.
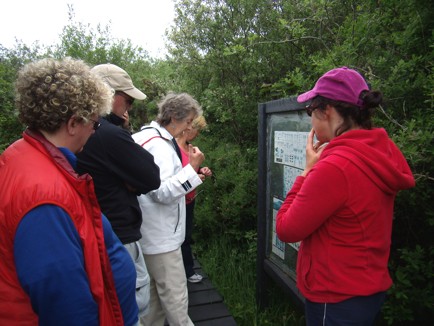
[132,93,204,326]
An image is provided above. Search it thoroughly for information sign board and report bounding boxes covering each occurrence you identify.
[256,97,311,309]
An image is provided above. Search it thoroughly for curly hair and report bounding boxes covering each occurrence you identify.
[15,57,113,132]
[156,92,203,126]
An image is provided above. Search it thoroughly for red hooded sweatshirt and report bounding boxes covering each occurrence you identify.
[276,128,415,303]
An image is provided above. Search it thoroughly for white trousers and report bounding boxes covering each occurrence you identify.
[140,247,194,326]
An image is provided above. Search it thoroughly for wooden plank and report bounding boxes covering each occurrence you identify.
[189,289,223,306]
[194,316,238,326]
[187,277,215,292]
[188,302,233,322]
[163,259,237,325]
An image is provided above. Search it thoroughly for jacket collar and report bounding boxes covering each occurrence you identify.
[23,129,85,180]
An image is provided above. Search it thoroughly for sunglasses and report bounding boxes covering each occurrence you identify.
[89,118,101,130]
[305,104,321,117]
[115,91,135,106]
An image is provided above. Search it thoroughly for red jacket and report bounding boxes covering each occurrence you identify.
[276,128,415,303]
[0,129,123,325]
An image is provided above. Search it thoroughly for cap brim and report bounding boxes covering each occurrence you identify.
[124,87,147,100]
[297,89,317,103]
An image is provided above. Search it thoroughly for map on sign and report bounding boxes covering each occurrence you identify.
[271,131,308,255]
[274,131,307,169]
[274,130,309,200]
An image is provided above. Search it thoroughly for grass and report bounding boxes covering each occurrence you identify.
[194,233,304,326]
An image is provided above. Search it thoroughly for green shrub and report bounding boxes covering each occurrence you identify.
[384,246,434,325]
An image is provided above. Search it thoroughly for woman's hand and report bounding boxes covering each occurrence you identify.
[199,167,212,177]
[302,129,327,177]
[189,144,205,171]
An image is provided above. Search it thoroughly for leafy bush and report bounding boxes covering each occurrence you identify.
[384,246,434,325]
[193,140,258,239]
[0,0,433,323]
[171,0,434,323]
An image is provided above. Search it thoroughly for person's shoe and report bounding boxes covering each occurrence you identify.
[187,273,203,283]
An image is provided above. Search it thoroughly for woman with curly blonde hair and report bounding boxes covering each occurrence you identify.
[16,57,112,138]
[0,57,139,325]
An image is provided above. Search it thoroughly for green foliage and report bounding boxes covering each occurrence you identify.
[0,44,41,152]
[0,5,168,144]
[53,6,151,65]
[0,0,433,323]
[196,234,303,325]
[384,246,434,325]
[193,139,258,239]
[0,115,22,152]
[168,0,434,323]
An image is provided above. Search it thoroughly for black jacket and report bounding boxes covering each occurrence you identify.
[77,114,160,244]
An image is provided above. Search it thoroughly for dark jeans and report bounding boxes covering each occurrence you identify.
[181,200,195,278]
[305,292,386,326]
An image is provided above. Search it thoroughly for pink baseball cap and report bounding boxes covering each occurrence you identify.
[297,67,369,107]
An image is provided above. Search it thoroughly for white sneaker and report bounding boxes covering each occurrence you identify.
[187,273,203,283]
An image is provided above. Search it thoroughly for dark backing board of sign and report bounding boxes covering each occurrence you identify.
[256,97,310,310]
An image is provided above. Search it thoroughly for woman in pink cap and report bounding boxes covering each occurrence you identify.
[276,67,415,325]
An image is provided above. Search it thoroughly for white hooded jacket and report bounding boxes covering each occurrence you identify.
[132,121,202,255]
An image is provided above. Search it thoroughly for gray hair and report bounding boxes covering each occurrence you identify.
[156,93,202,126]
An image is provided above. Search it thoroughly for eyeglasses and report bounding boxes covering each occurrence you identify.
[306,104,321,117]
[115,91,134,106]
[89,118,101,130]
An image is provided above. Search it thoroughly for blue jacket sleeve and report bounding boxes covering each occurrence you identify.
[14,205,98,325]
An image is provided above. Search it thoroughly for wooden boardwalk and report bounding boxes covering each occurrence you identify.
[186,260,237,326]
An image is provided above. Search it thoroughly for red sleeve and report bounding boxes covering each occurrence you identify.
[276,161,348,243]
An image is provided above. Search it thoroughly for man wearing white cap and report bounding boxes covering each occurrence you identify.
[77,63,161,319]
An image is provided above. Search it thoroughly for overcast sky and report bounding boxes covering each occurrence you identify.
[0,0,175,58]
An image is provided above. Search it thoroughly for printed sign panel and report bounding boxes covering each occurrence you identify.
[257,97,309,307]
[265,108,311,278]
